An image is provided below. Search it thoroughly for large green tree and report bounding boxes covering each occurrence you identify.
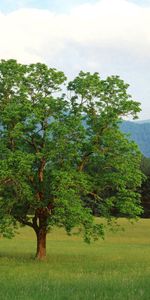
[0,60,143,259]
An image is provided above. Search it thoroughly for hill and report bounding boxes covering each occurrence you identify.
[121,120,150,157]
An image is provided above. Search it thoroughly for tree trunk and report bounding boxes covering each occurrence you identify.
[36,228,47,260]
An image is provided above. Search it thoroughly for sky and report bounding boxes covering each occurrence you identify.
[0,0,150,120]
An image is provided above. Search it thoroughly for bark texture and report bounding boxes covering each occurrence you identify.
[36,228,47,260]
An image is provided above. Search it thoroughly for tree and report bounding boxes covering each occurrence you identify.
[0,60,143,259]
[140,156,150,218]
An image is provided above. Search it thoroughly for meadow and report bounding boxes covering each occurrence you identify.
[0,218,150,300]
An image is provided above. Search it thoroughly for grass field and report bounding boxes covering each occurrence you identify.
[0,218,150,300]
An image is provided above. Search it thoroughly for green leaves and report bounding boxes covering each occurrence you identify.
[0,60,143,242]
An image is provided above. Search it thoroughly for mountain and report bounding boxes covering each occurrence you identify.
[121,120,150,157]
[134,119,150,124]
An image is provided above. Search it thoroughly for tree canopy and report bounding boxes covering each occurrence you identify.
[0,60,143,259]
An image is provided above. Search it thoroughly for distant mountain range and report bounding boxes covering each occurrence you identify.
[121,120,150,157]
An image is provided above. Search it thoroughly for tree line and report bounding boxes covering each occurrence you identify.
[140,156,150,218]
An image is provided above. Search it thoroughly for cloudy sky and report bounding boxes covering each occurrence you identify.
[0,0,150,120]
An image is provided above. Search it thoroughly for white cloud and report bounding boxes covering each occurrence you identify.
[0,0,150,118]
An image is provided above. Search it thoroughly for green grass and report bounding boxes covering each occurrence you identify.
[0,218,150,300]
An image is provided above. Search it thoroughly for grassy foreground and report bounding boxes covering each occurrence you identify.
[0,219,150,300]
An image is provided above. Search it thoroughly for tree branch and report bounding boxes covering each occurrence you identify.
[15,216,33,228]
[38,158,46,182]
[32,214,39,233]
[77,152,93,171]
[23,137,39,152]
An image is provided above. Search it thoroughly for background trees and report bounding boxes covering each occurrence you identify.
[140,156,150,218]
[0,60,143,259]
